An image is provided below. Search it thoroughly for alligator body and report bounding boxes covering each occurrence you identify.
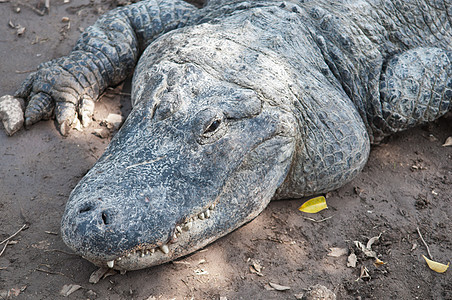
[4,0,451,270]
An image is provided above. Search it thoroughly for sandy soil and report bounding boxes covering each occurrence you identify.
[0,1,451,299]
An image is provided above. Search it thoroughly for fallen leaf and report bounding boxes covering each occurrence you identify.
[354,233,382,259]
[294,293,304,299]
[249,259,263,276]
[16,26,25,36]
[60,284,81,297]
[194,268,208,275]
[9,286,26,297]
[328,247,348,257]
[374,258,386,267]
[422,255,450,273]
[442,136,452,147]
[347,253,357,268]
[357,266,371,281]
[298,196,327,213]
[89,267,110,284]
[268,282,291,291]
[366,233,381,249]
[354,241,377,258]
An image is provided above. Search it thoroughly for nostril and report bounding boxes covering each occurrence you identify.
[79,203,94,214]
[101,212,109,225]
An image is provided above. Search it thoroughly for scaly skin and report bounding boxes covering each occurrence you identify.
[2,0,451,270]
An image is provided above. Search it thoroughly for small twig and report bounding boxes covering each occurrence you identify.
[16,1,46,15]
[0,243,8,257]
[106,88,131,96]
[416,227,433,260]
[35,268,65,276]
[15,69,36,74]
[302,215,333,223]
[0,224,28,246]
[44,231,58,235]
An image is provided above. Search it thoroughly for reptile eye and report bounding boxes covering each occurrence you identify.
[204,119,221,134]
[194,109,227,144]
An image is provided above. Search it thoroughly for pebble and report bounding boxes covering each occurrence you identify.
[0,95,24,136]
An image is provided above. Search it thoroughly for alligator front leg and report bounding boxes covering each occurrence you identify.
[6,0,198,135]
[375,47,452,141]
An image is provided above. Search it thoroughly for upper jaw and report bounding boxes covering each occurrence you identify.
[87,202,218,271]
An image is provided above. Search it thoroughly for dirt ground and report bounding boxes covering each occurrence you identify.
[0,1,451,299]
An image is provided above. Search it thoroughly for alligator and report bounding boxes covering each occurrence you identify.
[1,0,450,271]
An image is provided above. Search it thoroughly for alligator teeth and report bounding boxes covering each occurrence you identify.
[176,226,182,233]
[205,210,210,218]
[182,221,192,231]
[173,232,178,240]
[198,212,205,220]
[160,244,169,254]
[107,260,114,268]
[209,203,215,210]
[150,248,155,253]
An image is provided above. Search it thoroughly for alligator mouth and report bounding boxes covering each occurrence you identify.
[101,202,217,270]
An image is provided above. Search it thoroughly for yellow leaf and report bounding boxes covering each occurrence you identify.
[422,255,450,273]
[298,196,327,213]
[374,258,386,267]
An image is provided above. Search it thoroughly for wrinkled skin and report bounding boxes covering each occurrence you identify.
[62,62,296,269]
[2,0,451,270]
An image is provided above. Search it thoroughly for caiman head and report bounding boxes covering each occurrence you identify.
[61,61,296,270]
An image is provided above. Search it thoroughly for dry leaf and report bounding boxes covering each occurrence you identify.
[89,267,110,284]
[357,266,371,281]
[422,255,450,273]
[194,268,208,275]
[16,26,25,36]
[374,258,386,267]
[442,136,452,147]
[347,253,357,268]
[354,241,377,258]
[328,247,348,257]
[60,284,81,297]
[354,233,382,259]
[298,196,327,213]
[294,293,305,299]
[249,259,263,276]
[9,286,26,297]
[268,282,291,291]
[366,233,381,249]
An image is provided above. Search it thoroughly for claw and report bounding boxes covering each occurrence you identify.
[79,96,95,127]
[55,102,77,136]
[14,73,35,99]
[24,92,54,127]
